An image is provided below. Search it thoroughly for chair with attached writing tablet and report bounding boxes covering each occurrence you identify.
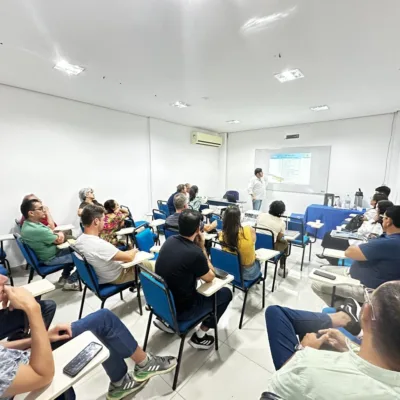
[70,246,142,319]
[164,225,179,240]
[209,213,223,230]
[133,227,159,261]
[210,242,264,329]
[139,266,217,390]
[157,200,170,217]
[287,215,312,270]
[152,208,167,235]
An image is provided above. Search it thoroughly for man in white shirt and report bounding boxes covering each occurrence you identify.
[264,282,400,399]
[75,204,153,285]
[248,168,266,210]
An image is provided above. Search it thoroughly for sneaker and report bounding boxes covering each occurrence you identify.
[134,353,177,382]
[153,318,174,333]
[62,281,80,291]
[106,371,147,400]
[316,254,326,260]
[188,332,215,350]
[337,297,362,336]
[57,277,67,287]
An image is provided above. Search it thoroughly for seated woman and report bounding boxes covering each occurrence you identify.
[363,192,388,221]
[256,201,288,275]
[189,185,202,211]
[319,199,393,264]
[219,206,260,281]
[77,188,103,217]
[100,199,132,248]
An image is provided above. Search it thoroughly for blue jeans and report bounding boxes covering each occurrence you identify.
[177,288,232,329]
[252,199,262,211]
[265,306,332,370]
[44,248,77,282]
[242,259,261,281]
[71,309,138,383]
[0,300,56,340]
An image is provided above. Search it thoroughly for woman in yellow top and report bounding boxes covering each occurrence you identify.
[219,206,261,281]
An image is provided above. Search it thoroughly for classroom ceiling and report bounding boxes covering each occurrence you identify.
[1,0,400,133]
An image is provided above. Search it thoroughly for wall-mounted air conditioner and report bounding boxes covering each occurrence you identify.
[191,132,222,147]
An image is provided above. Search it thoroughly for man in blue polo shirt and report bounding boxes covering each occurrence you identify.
[312,205,400,304]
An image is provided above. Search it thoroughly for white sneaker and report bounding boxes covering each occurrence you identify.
[153,319,174,333]
[63,282,80,291]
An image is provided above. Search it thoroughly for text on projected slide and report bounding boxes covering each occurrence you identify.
[269,153,311,185]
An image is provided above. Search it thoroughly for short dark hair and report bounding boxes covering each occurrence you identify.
[269,200,286,217]
[104,199,117,214]
[20,199,40,219]
[375,185,391,197]
[81,204,105,226]
[385,206,400,228]
[176,184,185,193]
[254,168,262,176]
[178,209,202,236]
[376,200,393,216]
[372,192,388,206]
[371,281,400,368]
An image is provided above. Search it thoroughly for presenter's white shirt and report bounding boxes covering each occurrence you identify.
[248,176,266,200]
[75,234,121,284]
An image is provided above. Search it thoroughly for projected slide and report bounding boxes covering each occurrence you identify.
[269,153,312,185]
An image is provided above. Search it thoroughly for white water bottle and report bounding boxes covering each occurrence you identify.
[345,194,351,209]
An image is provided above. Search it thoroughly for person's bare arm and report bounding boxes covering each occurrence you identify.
[2,287,55,397]
[112,248,139,263]
[345,246,367,261]
[277,232,285,241]
[250,227,256,242]
[53,232,65,245]
[200,269,215,283]
[204,220,217,232]
[43,206,56,230]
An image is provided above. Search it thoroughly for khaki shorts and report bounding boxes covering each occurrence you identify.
[110,259,155,285]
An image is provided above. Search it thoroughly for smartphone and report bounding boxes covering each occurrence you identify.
[63,342,103,377]
[214,267,228,280]
[313,270,337,280]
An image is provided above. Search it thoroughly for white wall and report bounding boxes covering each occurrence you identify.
[226,114,395,214]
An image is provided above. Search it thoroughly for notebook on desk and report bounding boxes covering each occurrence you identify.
[285,230,299,237]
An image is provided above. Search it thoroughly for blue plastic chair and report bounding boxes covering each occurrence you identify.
[14,233,74,285]
[157,200,170,217]
[210,242,262,329]
[0,244,13,286]
[255,227,284,292]
[164,225,179,240]
[120,204,149,230]
[287,215,312,271]
[0,264,8,277]
[133,227,158,261]
[70,246,142,319]
[152,209,167,235]
[209,213,223,230]
[322,307,362,345]
[224,190,239,202]
[139,266,217,390]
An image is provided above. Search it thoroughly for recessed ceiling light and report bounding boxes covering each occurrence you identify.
[171,101,190,108]
[54,60,85,76]
[310,105,329,111]
[227,120,241,124]
[274,69,304,83]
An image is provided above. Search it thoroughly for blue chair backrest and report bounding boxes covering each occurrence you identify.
[210,214,223,230]
[14,233,41,270]
[288,216,305,243]
[199,203,209,212]
[70,247,100,293]
[139,268,178,332]
[134,228,154,253]
[164,226,179,239]
[153,209,167,221]
[157,201,170,216]
[225,190,239,202]
[210,244,242,286]
[254,227,275,250]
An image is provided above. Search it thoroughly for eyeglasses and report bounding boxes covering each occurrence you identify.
[364,287,376,321]
[33,206,44,211]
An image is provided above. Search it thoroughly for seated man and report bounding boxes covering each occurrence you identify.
[167,184,186,215]
[155,209,232,349]
[19,194,57,230]
[166,193,217,233]
[264,282,400,399]
[312,205,400,304]
[20,199,78,291]
[0,274,56,341]
[75,204,153,285]
[0,284,177,400]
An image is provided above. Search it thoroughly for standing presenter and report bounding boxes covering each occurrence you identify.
[248,168,267,210]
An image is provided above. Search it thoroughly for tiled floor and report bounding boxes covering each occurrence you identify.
[11,240,327,399]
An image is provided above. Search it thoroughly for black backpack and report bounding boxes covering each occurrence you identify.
[345,214,364,232]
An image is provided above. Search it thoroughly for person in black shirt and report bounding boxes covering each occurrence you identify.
[156,209,233,350]
[167,184,186,215]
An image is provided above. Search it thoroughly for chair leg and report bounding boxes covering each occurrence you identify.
[28,267,35,284]
[239,290,249,329]
[213,294,219,351]
[143,311,153,351]
[78,277,82,292]
[78,286,87,320]
[232,286,235,293]
[272,263,278,292]
[173,335,186,391]
[101,299,106,309]
[4,259,14,286]
[309,242,312,261]
[120,291,124,301]
[262,277,266,308]
[137,283,143,316]
[300,247,306,271]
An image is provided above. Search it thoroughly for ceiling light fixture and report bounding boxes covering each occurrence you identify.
[227,120,241,124]
[274,69,304,83]
[310,105,329,111]
[54,60,85,76]
[171,101,190,108]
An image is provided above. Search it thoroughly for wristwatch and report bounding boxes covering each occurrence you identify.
[295,343,305,352]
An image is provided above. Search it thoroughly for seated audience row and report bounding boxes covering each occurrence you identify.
[77,187,102,216]
[167,184,187,215]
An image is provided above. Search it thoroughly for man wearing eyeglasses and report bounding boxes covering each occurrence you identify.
[20,199,79,291]
[312,205,400,305]
[264,281,400,399]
